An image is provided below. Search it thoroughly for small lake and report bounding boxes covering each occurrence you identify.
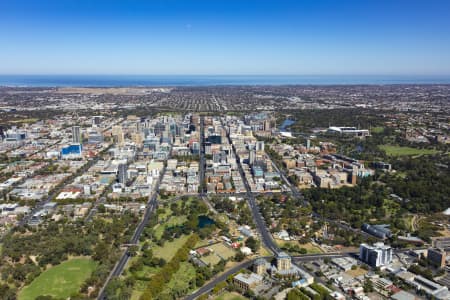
[198,215,215,228]
[280,119,295,131]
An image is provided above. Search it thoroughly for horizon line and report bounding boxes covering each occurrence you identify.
[1,74,450,77]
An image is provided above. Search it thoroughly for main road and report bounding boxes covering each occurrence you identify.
[184,252,352,300]
[97,149,170,300]
[222,118,280,255]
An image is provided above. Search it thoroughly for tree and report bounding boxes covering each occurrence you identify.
[234,252,245,262]
[363,278,374,293]
[245,237,259,253]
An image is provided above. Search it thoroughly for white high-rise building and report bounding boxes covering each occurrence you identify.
[359,242,393,267]
[72,126,81,143]
[249,149,256,165]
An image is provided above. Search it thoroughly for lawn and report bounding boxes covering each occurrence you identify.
[209,242,236,260]
[276,240,323,254]
[19,258,97,300]
[152,234,190,261]
[202,253,222,266]
[379,145,439,156]
[345,267,368,277]
[215,292,248,300]
[299,242,323,254]
[371,126,384,134]
[160,262,197,297]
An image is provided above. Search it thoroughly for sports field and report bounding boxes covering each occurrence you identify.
[19,258,97,300]
[379,145,439,156]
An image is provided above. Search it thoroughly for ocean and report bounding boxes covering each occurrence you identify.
[0,75,450,87]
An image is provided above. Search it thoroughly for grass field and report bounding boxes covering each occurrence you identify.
[197,242,235,266]
[345,267,368,277]
[19,258,97,300]
[209,243,236,260]
[202,253,222,265]
[276,240,323,254]
[371,126,384,134]
[160,262,196,297]
[299,242,323,254]
[379,145,439,156]
[152,234,190,261]
[215,292,248,300]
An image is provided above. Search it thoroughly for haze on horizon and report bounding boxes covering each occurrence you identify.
[1,0,450,76]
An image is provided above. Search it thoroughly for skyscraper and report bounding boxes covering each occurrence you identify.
[92,116,102,126]
[112,125,125,146]
[118,163,128,185]
[72,126,81,143]
[256,141,264,152]
[264,119,271,131]
[276,252,291,271]
[249,149,256,165]
[359,242,393,267]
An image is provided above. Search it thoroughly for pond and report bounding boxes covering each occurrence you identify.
[198,215,215,228]
[279,119,295,131]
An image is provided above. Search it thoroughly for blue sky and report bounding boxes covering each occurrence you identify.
[1,0,450,75]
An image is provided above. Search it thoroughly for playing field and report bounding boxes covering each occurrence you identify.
[215,292,248,300]
[379,145,439,156]
[371,126,384,134]
[209,243,236,260]
[152,234,190,261]
[202,253,222,265]
[19,258,97,300]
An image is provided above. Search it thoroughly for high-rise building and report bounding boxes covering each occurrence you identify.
[87,131,103,144]
[92,116,102,126]
[204,142,212,155]
[264,119,271,131]
[72,126,81,143]
[427,248,446,268]
[249,149,256,165]
[276,252,292,271]
[207,134,222,145]
[112,125,125,146]
[253,258,267,275]
[359,242,393,267]
[256,141,265,152]
[118,163,128,185]
[132,133,143,146]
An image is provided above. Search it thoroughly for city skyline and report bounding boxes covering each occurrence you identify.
[1,0,450,75]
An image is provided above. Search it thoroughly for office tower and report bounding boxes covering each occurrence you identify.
[276,252,292,271]
[256,141,265,152]
[87,130,103,144]
[249,149,256,165]
[112,125,125,146]
[359,243,393,267]
[207,134,222,144]
[132,133,143,146]
[264,119,271,131]
[253,258,267,275]
[427,248,446,268]
[205,142,212,155]
[118,163,127,184]
[72,126,81,143]
[306,139,311,149]
[92,116,102,126]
